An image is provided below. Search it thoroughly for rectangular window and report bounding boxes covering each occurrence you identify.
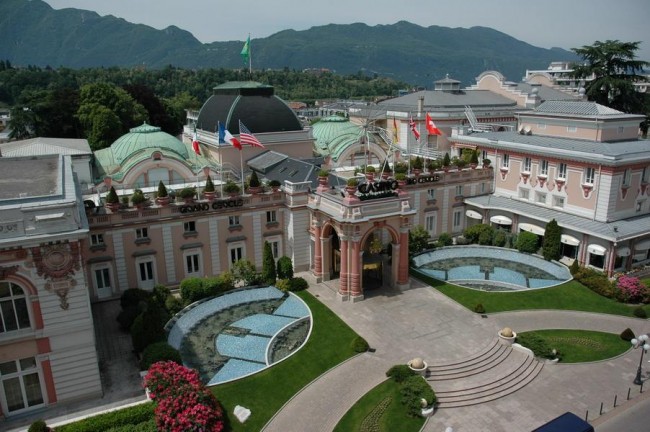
[540,160,549,176]
[536,192,547,204]
[453,210,462,230]
[618,126,624,134]
[229,215,240,227]
[567,125,577,133]
[519,188,529,200]
[553,196,565,208]
[427,189,435,200]
[135,228,148,239]
[523,157,531,173]
[137,259,155,290]
[425,213,437,236]
[229,246,243,265]
[94,268,110,290]
[0,358,44,413]
[623,168,631,186]
[558,163,567,179]
[183,221,196,233]
[266,211,277,224]
[584,167,595,184]
[269,240,280,259]
[481,150,488,160]
[455,185,463,197]
[502,154,509,169]
[481,182,486,194]
[643,167,650,183]
[185,253,200,275]
[90,234,104,246]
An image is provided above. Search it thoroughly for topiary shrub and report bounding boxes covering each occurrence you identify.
[569,259,581,275]
[386,364,415,383]
[202,273,234,297]
[130,302,170,353]
[275,278,291,292]
[152,284,170,308]
[288,277,309,292]
[164,295,184,316]
[117,289,152,332]
[276,256,294,280]
[437,232,453,247]
[474,303,486,314]
[351,336,369,353]
[493,230,507,247]
[542,219,562,261]
[633,307,647,318]
[120,288,152,310]
[620,328,635,341]
[399,375,436,417]
[516,231,539,254]
[179,277,207,304]
[140,342,182,370]
[28,420,49,432]
[262,241,277,285]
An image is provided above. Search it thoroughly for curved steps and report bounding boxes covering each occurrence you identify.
[426,341,544,408]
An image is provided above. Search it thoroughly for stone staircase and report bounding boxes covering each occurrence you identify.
[426,339,544,408]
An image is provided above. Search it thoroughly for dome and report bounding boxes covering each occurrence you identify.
[111,123,189,164]
[311,116,365,161]
[196,81,302,134]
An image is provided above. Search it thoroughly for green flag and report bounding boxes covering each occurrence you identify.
[240,35,250,66]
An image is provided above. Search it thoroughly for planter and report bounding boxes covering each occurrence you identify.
[498,328,517,345]
[408,358,428,377]
[203,191,216,201]
[555,179,565,192]
[155,196,170,206]
[106,202,121,212]
[521,173,530,184]
[248,186,262,195]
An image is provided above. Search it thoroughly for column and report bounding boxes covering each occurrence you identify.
[313,221,323,278]
[606,247,616,277]
[398,227,410,285]
[350,239,361,298]
[339,236,349,298]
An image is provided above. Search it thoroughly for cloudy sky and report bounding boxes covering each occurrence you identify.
[44,0,650,60]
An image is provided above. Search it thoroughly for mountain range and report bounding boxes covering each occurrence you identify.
[0,0,577,86]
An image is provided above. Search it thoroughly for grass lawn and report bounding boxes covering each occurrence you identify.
[412,269,650,317]
[213,290,360,432]
[333,379,425,432]
[518,329,631,363]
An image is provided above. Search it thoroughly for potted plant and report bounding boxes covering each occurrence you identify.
[426,159,437,173]
[224,181,241,197]
[269,179,281,192]
[365,165,376,181]
[345,177,359,200]
[442,153,451,172]
[156,181,170,206]
[482,158,492,169]
[413,156,424,173]
[381,162,392,179]
[395,172,407,185]
[470,149,479,169]
[105,186,120,212]
[203,175,216,200]
[394,161,408,174]
[248,171,262,195]
[179,186,196,203]
[456,158,467,171]
[317,168,329,190]
[131,189,148,209]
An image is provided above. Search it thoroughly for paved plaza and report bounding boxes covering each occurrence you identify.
[4,276,649,432]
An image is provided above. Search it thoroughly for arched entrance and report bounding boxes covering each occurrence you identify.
[361,227,394,292]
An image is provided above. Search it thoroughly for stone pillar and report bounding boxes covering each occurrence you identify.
[313,221,323,280]
[350,238,363,301]
[606,246,616,277]
[339,236,349,300]
[397,226,410,288]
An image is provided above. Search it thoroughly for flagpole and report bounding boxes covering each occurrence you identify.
[240,149,245,193]
[248,33,252,75]
[217,124,223,197]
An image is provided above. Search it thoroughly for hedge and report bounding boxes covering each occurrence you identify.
[55,402,155,432]
[140,342,182,370]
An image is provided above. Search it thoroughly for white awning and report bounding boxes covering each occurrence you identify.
[466,210,483,220]
[587,244,607,256]
[635,238,650,250]
[490,215,512,225]
[617,247,631,257]
[519,223,545,236]
[561,234,580,246]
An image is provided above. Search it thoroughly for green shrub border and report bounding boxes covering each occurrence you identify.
[55,402,155,432]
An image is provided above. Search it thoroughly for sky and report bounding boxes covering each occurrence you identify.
[43,0,650,60]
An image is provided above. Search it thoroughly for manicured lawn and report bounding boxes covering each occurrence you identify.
[412,269,650,317]
[333,379,425,432]
[518,329,631,363]
[213,290,360,432]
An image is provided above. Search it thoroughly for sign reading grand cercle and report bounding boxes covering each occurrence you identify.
[179,198,244,213]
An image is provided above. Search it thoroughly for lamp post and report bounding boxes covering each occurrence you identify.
[631,334,650,385]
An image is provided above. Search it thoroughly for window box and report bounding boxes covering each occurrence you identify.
[555,178,566,192]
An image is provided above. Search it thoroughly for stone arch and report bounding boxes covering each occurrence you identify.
[0,273,44,330]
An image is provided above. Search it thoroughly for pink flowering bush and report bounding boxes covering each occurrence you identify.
[144,361,224,432]
[616,276,647,303]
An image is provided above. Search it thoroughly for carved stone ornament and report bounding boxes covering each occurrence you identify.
[31,243,81,310]
[0,265,19,280]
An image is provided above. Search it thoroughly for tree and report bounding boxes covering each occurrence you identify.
[276,256,294,280]
[7,106,35,139]
[409,225,430,256]
[542,219,562,261]
[262,241,277,285]
[231,259,260,286]
[516,231,539,254]
[571,40,649,114]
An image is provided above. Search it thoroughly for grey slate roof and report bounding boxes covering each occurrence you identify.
[0,137,91,157]
[528,101,642,119]
[247,151,319,188]
[455,131,650,166]
[512,83,578,102]
[466,195,650,242]
[379,89,517,111]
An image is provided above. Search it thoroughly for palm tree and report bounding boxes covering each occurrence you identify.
[570,40,649,114]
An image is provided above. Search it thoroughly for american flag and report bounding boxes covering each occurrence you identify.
[238,121,265,149]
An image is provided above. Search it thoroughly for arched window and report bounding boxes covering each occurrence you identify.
[0,281,31,334]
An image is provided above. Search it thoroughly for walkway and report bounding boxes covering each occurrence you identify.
[264,278,649,432]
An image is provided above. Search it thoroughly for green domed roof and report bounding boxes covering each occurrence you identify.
[111,123,189,164]
[311,116,364,162]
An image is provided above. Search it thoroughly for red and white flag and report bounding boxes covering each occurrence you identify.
[409,117,420,141]
[192,127,201,155]
[426,113,442,136]
[219,122,242,150]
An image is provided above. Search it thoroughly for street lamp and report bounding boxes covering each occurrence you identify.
[631,334,650,385]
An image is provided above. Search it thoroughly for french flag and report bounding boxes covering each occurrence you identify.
[218,122,242,150]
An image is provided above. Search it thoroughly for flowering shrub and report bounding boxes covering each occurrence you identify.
[617,276,647,303]
[144,361,224,432]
